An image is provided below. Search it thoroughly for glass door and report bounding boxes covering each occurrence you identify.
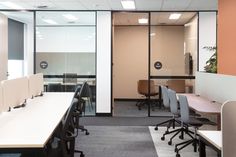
[149,12,198,116]
[112,12,149,117]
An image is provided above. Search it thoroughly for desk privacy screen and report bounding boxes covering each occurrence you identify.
[0,73,44,112]
[28,73,44,97]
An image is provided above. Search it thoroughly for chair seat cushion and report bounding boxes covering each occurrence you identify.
[176,117,203,127]
[196,117,216,125]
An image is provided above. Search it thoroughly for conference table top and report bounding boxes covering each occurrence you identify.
[0,92,73,148]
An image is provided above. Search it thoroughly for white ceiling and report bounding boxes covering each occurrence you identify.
[0,0,218,11]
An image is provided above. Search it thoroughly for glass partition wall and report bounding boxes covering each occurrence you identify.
[35,11,96,116]
[112,11,198,117]
[150,12,198,116]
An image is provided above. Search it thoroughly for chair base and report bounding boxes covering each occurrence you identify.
[78,125,89,135]
[75,149,85,157]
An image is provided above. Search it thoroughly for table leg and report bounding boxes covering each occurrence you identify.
[199,138,206,157]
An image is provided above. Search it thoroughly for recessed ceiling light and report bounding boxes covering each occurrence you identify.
[150,33,156,36]
[42,19,57,25]
[121,0,135,10]
[62,14,78,21]
[138,18,148,24]
[169,13,182,20]
[0,2,24,10]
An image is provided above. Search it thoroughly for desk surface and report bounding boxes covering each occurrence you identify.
[182,94,221,114]
[0,92,73,148]
[198,130,222,150]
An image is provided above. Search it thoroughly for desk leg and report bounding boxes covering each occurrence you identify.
[199,138,206,157]
[217,114,221,130]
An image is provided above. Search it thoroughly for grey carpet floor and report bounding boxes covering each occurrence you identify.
[114,101,172,117]
[80,117,172,126]
[75,126,158,157]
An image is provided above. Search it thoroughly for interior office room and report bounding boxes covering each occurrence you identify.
[1,0,236,157]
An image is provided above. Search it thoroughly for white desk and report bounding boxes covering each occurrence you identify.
[198,130,222,157]
[182,94,222,130]
[0,92,73,154]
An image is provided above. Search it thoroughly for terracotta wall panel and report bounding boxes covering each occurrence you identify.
[218,0,236,75]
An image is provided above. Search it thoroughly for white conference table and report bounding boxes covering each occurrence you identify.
[198,130,222,157]
[0,92,73,155]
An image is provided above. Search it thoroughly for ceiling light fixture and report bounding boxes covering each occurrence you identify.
[138,18,148,24]
[150,33,156,36]
[169,13,182,20]
[42,19,57,25]
[62,14,78,21]
[121,0,135,10]
[0,2,24,10]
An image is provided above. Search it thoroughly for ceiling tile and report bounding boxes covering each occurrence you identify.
[78,0,111,10]
[187,0,217,10]
[108,0,122,10]
[50,2,87,10]
[135,0,163,10]
[161,0,192,10]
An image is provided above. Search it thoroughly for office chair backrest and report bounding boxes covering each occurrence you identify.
[63,73,77,84]
[161,86,170,108]
[168,89,179,115]
[178,95,190,123]
[137,80,157,95]
[73,85,82,98]
[62,98,78,133]
[80,82,92,99]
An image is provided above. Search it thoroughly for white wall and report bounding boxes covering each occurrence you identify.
[0,13,8,81]
[195,72,236,103]
[96,11,111,114]
[113,26,148,99]
[198,12,217,71]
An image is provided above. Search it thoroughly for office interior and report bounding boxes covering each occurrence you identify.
[112,11,217,117]
[1,0,236,156]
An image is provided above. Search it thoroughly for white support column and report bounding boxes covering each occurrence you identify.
[0,13,8,81]
[96,11,111,114]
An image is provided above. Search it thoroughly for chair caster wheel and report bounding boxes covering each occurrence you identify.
[161,136,165,141]
[154,127,158,131]
[176,153,180,157]
[85,132,89,135]
[165,130,169,134]
[179,135,183,139]
[80,153,85,157]
[174,148,178,152]
[168,141,172,145]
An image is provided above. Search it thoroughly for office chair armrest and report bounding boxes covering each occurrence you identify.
[64,130,78,140]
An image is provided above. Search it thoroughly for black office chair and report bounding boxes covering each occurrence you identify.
[74,84,90,135]
[47,98,84,157]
